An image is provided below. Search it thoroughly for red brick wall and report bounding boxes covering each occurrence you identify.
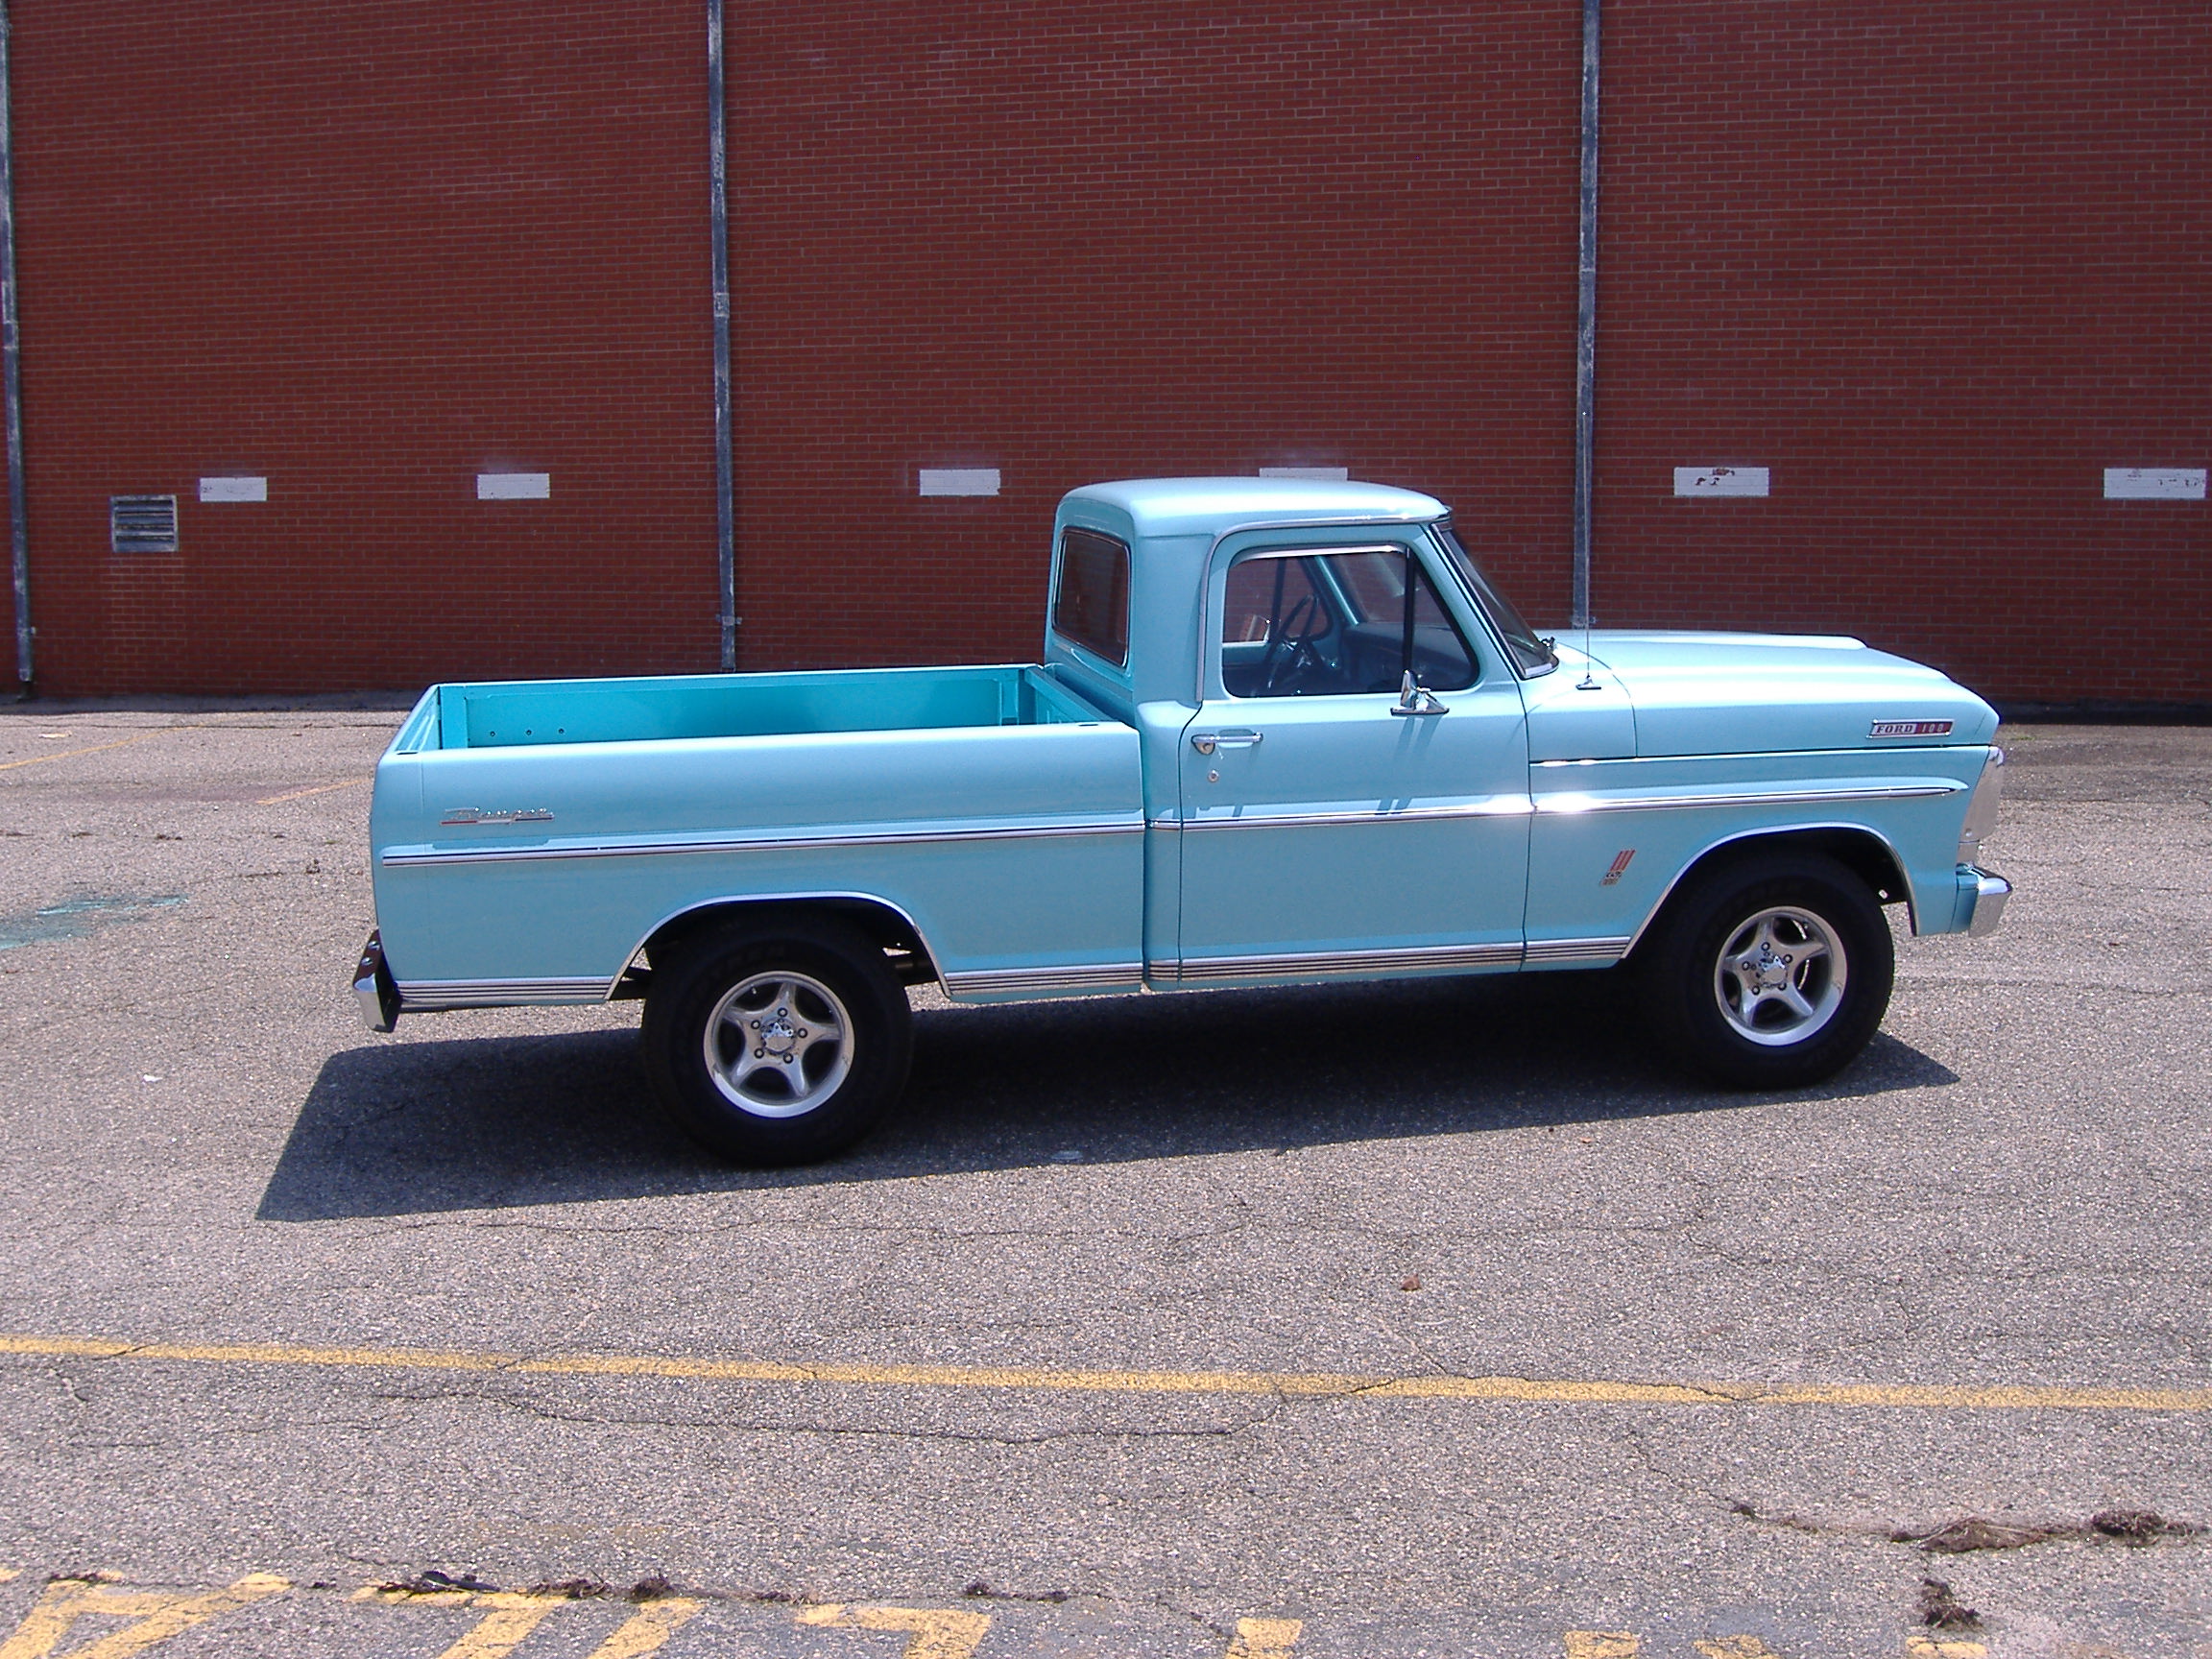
[1598,2,2210,705]
[7,2,719,696]
[5,3,2206,704]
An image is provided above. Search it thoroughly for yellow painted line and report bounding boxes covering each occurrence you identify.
[585,1599,704,1659]
[1228,1619,1304,1659]
[255,777,370,805]
[0,728,184,773]
[0,1573,286,1659]
[797,1605,992,1659]
[0,1334,2203,1413]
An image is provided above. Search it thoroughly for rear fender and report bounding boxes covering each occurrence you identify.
[627,893,943,995]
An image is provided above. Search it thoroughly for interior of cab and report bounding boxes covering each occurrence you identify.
[1219,546,1479,698]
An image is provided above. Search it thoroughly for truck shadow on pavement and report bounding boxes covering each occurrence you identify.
[260,972,1957,1220]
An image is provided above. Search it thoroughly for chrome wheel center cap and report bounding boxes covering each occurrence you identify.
[752,1009,803,1057]
[1743,946,1791,989]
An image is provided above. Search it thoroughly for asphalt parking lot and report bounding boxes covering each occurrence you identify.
[0,703,2205,1659]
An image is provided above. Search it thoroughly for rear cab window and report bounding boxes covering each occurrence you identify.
[1052,528,1132,669]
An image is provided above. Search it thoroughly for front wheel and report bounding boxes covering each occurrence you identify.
[1635,854,1893,1089]
[642,919,912,1166]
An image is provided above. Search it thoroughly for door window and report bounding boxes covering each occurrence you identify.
[1221,547,1477,698]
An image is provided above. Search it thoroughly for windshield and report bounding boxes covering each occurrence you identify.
[1429,522,1557,677]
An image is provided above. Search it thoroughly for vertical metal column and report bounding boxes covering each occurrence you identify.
[1,0,30,689]
[1571,0,1600,632]
[707,0,737,670]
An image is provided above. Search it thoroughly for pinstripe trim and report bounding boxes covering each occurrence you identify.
[381,815,1144,868]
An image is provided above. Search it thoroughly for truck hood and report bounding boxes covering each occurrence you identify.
[1549,630,1999,757]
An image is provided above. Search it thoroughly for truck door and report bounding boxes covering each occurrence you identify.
[1173,539,1529,982]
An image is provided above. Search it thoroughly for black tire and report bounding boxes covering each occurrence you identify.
[1634,853,1893,1089]
[641,918,912,1166]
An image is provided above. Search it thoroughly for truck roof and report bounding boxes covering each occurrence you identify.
[1061,477,1449,540]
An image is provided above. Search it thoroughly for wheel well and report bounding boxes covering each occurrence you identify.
[622,898,941,997]
[1623,828,1910,961]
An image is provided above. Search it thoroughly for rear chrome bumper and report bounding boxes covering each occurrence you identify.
[353,929,401,1032]
[1958,866,2012,937]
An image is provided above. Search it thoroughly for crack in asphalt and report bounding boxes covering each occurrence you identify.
[364,1382,1292,1446]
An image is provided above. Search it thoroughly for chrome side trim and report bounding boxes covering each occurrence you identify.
[942,962,1145,997]
[1523,935,1632,965]
[1170,940,1523,982]
[382,816,1145,868]
[1534,781,1960,815]
[1533,746,1974,767]
[1163,797,1533,832]
[396,975,617,1010]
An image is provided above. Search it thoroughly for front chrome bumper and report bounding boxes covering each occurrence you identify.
[1958,866,2012,937]
[353,929,401,1032]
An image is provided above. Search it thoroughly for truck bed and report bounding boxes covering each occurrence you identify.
[416,663,1105,750]
[369,663,1144,1006]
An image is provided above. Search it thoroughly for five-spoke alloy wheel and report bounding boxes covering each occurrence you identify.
[644,917,911,1166]
[1637,853,1892,1089]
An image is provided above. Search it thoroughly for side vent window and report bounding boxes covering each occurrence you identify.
[110,494,180,554]
[1052,527,1130,669]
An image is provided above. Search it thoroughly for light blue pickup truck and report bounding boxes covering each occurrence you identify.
[355,478,2009,1164]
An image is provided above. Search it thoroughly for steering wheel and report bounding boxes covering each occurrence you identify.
[1260,594,1325,694]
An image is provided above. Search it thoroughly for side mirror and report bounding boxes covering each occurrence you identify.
[1391,670,1447,717]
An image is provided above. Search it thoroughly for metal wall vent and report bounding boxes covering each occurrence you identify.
[110,494,180,553]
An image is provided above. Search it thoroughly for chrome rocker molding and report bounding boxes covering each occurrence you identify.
[381,815,1144,868]
[942,962,1145,997]
[1523,935,1635,965]
[395,975,618,1011]
[1166,940,1528,983]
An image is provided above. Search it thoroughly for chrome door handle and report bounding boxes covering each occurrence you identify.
[1190,730,1263,755]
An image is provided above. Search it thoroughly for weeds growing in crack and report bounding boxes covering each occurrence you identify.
[380,1570,501,1595]
[1917,1578,1981,1631]
[962,1579,1071,1603]
[1893,1509,2205,1554]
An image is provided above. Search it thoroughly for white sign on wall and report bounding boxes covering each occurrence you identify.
[2104,468,2205,500]
[198,476,268,503]
[1674,466,1769,497]
[1258,467,1350,482]
[477,472,551,500]
[917,469,1000,497]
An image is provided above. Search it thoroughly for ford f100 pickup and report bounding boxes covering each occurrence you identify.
[354,477,2010,1164]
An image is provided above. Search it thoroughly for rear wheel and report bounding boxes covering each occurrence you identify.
[642,919,912,1165]
[1636,854,1893,1089]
